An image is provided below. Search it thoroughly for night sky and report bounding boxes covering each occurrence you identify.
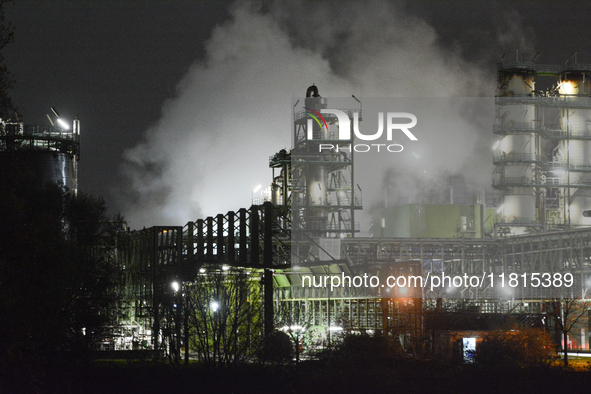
[5,0,591,229]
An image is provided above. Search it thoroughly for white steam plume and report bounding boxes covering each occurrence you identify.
[119,0,500,229]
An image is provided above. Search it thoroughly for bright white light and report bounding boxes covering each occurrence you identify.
[222,264,229,271]
[463,337,476,363]
[57,118,70,130]
[171,281,180,292]
[496,204,505,214]
[492,140,501,150]
[199,268,206,274]
[253,184,263,193]
[282,325,303,331]
[210,301,219,311]
[328,326,343,331]
[562,81,576,95]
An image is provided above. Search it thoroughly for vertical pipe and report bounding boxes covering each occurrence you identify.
[187,221,194,260]
[206,217,214,260]
[250,206,259,265]
[227,211,235,263]
[197,219,204,260]
[216,214,224,262]
[239,209,248,265]
[151,227,160,361]
[264,202,274,337]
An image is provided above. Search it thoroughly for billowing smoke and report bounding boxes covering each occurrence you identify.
[119,0,513,229]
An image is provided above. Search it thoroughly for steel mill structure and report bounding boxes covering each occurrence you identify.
[114,81,591,361]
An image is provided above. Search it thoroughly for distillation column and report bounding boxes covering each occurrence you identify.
[304,87,329,232]
[558,69,591,226]
[495,65,538,233]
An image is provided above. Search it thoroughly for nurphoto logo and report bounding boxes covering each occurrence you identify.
[305,107,418,153]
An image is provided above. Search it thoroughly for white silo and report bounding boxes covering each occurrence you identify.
[495,65,538,232]
[559,70,591,226]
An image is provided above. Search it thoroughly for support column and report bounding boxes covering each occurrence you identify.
[263,202,274,337]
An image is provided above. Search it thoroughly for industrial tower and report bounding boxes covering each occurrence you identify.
[494,55,591,234]
[270,85,362,241]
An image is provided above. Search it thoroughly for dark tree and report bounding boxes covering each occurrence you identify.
[0,0,16,120]
[0,177,124,390]
[185,268,263,367]
[475,329,555,369]
[549,297,591,368]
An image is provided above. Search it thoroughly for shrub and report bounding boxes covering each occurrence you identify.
[475,329,555,369]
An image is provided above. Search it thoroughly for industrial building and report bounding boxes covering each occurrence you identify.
[0,110,80,193]
[5,62,590,362]
[494,56,591,235]
[113,68,591,362]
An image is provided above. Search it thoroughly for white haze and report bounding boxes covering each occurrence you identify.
[119,0,528,229]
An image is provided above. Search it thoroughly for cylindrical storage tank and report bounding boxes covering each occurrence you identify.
[304,91,329,231]
[502,134,536,159]
[569,191,591,226]
[504,193,536,222]
[498,99,536,225]
[498,67,535,96]
[271,177,282,205]
[498,103,536,163]
[559,71,591,96]
[558,70,591,227]
[0,149,78,194]
[499,103,536,130]
[558,110,591,187]
[308,165,327,207]
[34,150,78,192]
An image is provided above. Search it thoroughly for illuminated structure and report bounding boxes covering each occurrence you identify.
[0,114,80,193]
[493,55,591,234]
[270,85,362,239]
[116,82,591,360]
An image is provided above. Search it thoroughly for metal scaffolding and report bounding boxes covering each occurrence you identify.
[494,59,591,233]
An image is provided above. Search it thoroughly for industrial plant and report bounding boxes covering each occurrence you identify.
[4,58,591,364]
[0,108,80,193]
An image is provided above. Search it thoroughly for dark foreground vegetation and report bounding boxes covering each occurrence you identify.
[2,333,591,394]
[2,356,591,394]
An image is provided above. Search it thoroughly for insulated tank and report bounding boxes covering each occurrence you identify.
[304,85,329,231]
[559,70,591,226]
[496,65,537,229]
[0,119,80,194]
